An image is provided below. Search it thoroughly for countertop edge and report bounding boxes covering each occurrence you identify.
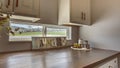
[84,52,120,68]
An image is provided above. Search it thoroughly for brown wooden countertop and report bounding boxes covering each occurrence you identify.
[0,48,119,68]
[77,48,120,68]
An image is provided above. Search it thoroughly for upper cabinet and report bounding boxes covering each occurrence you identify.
[70,0,91,25]
[14,0,40,17]
[0,0,13,12]
[39,0,58,25]
[0,0,58,25]
[0,0,91,25]
[0,0,39,17]
[58,0,91,26]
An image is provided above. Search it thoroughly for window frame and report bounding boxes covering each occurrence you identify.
[44,25,71,40]
[9,22,72,42]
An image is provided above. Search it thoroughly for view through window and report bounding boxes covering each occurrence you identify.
[46,28,67,37]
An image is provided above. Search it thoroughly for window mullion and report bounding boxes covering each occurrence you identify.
[42,26,47,37]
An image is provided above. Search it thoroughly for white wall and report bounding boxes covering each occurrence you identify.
[80,0,120,51]
[58,0,70,24]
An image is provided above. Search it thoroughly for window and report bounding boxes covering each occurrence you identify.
[9,22,43,41]
[9,21,71,41]
[46,26,71,40]
[46,28,67,37]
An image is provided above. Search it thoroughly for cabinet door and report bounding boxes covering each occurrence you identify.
[108,58,118,68]
[14,0,39,17]
[39,0,58,25]
[0,0,13,12]
[98,58,118,68]
[70,0,91,25]
[98,63,108,68]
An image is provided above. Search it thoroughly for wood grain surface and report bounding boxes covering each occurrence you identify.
[0,48,119,68]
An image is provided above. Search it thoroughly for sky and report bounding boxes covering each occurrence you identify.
[10,23,43,29]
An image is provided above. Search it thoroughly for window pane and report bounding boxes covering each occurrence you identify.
[46,26,71,40]
[46,27,67,37]
[9,22,43,41]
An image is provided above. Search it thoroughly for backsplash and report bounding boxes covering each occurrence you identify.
[32,37,67,49]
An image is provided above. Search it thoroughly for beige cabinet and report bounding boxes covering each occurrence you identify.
[14,0,40,17]
[0,0,13,12]
[97,58,118,68]
[0,0,58,24]
[39,0,58,25]
[0,0,39,17]
[70,0,91,25]
[58,0,91,26]
[14,0,58,24]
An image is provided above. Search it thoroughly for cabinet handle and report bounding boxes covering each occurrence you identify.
[114,60,117,63]
[81,12,86,21]
[6,0,10,8]
[81,12,84,20]
[83,13,86,20]
[16,0,19,7]
[109,66,113,68]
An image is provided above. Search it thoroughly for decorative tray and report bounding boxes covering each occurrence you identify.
[71,47,92,51]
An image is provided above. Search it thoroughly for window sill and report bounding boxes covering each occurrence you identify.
[9,39,32,43]
[9,39,72,43]
[9,36,71,42]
